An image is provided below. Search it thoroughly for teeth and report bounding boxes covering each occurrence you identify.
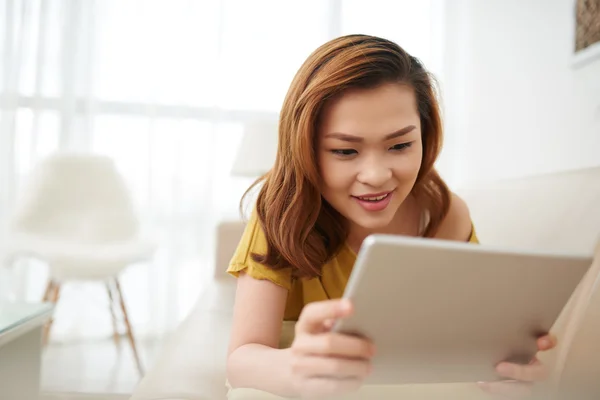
[358,194,388,201]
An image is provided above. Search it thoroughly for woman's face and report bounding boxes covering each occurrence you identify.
[317,82,423,232]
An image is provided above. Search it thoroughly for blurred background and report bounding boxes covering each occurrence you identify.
[0,0,598,398]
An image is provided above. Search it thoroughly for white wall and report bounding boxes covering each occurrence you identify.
[439,0,600,186]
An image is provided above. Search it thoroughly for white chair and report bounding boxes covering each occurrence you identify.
[4,152,156,376]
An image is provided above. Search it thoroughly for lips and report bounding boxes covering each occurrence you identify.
[351,191,394,212]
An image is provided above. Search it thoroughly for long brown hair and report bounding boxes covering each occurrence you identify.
[241,34,450,279]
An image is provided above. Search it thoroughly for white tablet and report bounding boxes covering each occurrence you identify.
[332,234,592,385]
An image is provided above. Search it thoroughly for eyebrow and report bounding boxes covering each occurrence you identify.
[324,125,416,143]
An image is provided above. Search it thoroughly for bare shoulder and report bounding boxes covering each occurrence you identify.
[434,192,473,242]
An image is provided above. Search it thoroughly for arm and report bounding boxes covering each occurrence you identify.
[226,208,374,397]
[226,273,374,398]
[226,272,296,397]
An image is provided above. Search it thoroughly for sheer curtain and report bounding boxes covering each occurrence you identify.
[0,0,442,342]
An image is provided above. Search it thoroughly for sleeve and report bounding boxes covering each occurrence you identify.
[468,223,480,244]
[226,209,293,290]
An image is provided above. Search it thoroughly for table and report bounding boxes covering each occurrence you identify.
[0,302,54,400]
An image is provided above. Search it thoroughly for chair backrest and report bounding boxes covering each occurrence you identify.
[10,152,139,244]
[214,220,246,280]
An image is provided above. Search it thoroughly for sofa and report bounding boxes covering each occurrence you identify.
[130,166,600,400]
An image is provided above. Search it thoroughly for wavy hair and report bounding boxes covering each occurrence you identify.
[241,34,450,279]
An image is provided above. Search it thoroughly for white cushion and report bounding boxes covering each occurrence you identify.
[130,280,236,400]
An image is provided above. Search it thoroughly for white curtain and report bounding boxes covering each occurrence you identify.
[0,0,441,342]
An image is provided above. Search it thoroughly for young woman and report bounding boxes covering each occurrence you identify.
[225,34,556,399]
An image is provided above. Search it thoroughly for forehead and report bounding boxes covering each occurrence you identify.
[319,83,419,137]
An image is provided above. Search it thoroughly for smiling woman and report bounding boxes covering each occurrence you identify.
[225,34,556,399]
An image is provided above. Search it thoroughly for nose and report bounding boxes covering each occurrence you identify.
[356,156,393,188]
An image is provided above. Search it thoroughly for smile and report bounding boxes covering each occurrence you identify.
[351,191,394,212]
[355,193,390,202]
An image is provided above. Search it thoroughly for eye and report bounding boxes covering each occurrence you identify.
[390,142,413,151]
[331,149,357,156]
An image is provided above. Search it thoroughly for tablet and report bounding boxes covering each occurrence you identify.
[332,234,592,385]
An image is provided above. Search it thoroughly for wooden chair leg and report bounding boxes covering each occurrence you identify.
[113,277,144,377]
[106,281,121,348]
[42,280,55,302]
[43,282,62,346]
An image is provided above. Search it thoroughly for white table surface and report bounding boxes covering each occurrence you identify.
[0,302,54,347]
[0,302,54,400]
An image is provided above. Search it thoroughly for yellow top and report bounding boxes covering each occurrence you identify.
[227,210,480,322]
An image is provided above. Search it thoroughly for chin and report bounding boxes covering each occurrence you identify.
[347,210,397,231]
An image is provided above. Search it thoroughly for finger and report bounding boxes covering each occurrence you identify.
[293,332,375,360]
[296,299,353,334]
[537,334,557,351]
[496,361,548,382]
[301,376,363,398]
[527,356,539,366]
[291,355,371,380]
[478,380,533,398]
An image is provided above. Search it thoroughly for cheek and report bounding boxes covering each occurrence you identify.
[394,149,423,180]
[319,158,354,192]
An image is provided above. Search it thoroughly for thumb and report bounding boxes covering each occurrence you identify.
[296,299,353,334]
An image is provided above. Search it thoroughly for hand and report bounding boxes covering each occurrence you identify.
[478,334,557,398]
[288,299,375,399]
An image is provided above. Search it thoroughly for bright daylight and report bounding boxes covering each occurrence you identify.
[1,0,599,400]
